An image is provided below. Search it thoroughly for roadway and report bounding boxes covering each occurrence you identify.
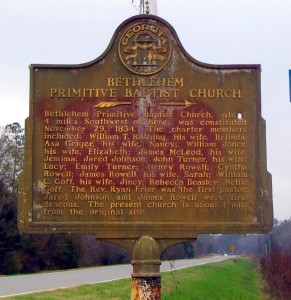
[0,255,232,298]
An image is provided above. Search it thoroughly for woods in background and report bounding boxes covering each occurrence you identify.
[0,123,290,278]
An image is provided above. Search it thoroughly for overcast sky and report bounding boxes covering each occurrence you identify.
[1,0,291,221]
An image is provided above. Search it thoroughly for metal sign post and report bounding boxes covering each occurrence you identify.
[131,236,161,299]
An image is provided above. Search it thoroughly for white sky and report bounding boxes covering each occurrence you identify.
[0,0,290,221]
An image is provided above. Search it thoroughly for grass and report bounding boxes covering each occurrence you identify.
[3,257,267,300]
[161,258,265,300]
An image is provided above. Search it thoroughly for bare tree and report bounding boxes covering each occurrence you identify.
[0,122,24,194]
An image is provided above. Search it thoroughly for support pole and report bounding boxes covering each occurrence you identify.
[131,235,161,300]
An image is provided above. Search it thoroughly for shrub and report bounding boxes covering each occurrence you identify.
[261,247,291,300]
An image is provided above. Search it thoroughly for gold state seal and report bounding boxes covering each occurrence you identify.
[118,22,172,75]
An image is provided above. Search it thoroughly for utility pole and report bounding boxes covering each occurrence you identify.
[139,0,157,15]
[139,0,148,14]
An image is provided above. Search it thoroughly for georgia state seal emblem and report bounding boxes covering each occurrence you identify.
[118,22,172,75]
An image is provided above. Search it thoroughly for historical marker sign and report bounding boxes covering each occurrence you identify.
[18,15,273,238]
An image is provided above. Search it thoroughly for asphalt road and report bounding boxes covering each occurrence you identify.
[0,255,232,298]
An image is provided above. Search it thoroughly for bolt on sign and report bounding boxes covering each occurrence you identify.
[18,15,273,238]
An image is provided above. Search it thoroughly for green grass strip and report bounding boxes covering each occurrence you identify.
[3,257,265,300]
[161,258,264,300]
